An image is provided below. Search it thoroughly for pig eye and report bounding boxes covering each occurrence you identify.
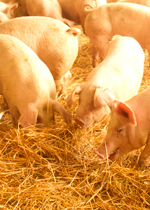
[117,128,124,137]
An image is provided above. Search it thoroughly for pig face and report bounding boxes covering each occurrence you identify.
[67,85,113,128]
[96,100,137,160]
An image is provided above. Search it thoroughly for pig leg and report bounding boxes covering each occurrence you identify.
[56,71,71,96]
[55,79,63,96]
[97,37,110,61]
[91,45,100,67]
[138,141,150,168]
[90,36,110,64]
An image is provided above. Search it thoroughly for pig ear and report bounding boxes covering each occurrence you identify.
[94,87,114,108]
[66,28,81,37]
[53,100,72,123]
[66,84,84,106]
[113,100,137,125]
[84,4,94,12]
[102,89,115,109]
[18,103,38,127]
[8,3,18,18]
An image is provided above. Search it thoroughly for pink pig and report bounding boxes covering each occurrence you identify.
[0,16,81,94]
[67,36,144,128]
[84,3,150,66]
[58,0,106,28]
[22,0,74,27]
[96,86,150,168]
[0,34,71,127]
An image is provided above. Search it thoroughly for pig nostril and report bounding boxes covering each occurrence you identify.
[75,118,85,127]
[95,150,104,159]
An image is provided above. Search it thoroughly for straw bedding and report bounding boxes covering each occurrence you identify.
[0,25,150,210]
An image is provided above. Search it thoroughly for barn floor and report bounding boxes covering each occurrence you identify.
[0,25,150,210]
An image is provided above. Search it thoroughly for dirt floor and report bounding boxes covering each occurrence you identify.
[0,23,150,209]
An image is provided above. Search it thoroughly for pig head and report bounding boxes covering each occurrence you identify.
[75,0,107,29]
[96,99,137,160]
[67,84,114,127]
[95,95,150,167]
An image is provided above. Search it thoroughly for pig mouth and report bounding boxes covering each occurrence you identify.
[109,147,120,160]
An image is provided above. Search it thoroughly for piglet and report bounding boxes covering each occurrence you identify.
[0,16,81,94]
[67,36,144,128]
[0,34,72,127]
[96,86,150,168]
[84,3,150,66]
[58,0,106,29]
[23,0,74,27]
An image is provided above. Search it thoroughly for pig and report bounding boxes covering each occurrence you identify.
[84,3,150,67]
[0,34,72,127]
[21,0,74,27]
[95,86,150,168]
[67,36,144,128]
[57,0,106,29]
[0,1,18,19]
[0,16,81,94]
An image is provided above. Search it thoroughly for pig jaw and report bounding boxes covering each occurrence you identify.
[96,142,121,160]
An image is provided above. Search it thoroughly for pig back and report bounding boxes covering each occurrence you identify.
[0,16,80,81]
[0,34,56,101]
[101,35,145,101]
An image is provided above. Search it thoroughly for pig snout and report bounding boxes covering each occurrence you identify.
[95,149,105,159]
[74,112,94,128]
[96,142,121,161]
[95,143,106,159]
[74,117,85,127]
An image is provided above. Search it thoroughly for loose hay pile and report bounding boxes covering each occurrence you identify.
[0,26,150,210]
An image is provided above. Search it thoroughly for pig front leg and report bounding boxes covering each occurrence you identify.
[91,45,100,67]
[56,71,71,96]
[138,140,150,169]
[91,37,110,67]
